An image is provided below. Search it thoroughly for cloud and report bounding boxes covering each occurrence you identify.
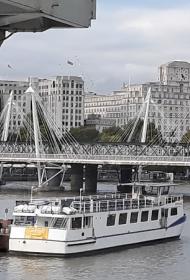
[1,3,190,93]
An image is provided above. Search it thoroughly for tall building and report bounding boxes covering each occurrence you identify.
[0,75,84,136]
[85,61,190,142]
[0,80,29,133]
[36,76,84,133]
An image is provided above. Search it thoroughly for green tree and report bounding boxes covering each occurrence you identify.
[122,119,162,144]
[70,126,99,143]
[99,126,123,142]
[181,130,190,144]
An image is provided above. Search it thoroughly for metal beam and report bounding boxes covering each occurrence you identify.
[0,0,96,29]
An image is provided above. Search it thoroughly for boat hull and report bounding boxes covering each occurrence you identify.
[0,234,9,252]
[9,222,184,256]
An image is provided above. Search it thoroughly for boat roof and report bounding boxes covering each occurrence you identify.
[118,182,178,188]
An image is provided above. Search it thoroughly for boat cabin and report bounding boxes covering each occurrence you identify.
[117,182,174,197]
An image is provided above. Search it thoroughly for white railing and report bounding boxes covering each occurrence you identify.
[0,152,189,166]
[71,195,183,214]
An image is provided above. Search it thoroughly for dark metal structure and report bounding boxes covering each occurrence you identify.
[0,0,96,45]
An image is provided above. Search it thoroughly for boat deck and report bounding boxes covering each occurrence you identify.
[14,191,183,215]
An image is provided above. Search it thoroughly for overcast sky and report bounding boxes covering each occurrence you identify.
[1,0,190,93]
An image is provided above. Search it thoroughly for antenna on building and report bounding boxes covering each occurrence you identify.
[29,77,32,87]
[128,75,131,91]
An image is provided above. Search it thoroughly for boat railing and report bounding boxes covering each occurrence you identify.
[13,194,183,215]
[70,195,183,214]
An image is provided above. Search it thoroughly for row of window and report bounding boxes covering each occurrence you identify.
[62,109,82,114]
[62,121,82,127]
[14,207,178,230]
[107,207,178,226]
[62,115,82,120]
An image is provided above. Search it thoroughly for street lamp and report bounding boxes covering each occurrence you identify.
[30,186,35,203]
[79,188,83,212]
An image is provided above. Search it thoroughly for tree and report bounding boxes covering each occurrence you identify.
[181,130,190,144]
[99,126,123,142]
[70,126,99,143]
[122,119,162,144]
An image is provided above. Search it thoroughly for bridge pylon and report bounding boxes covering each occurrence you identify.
[0,84,88,189]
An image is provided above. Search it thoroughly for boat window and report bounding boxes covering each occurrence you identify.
[83,216,92,228]
[25,216,36,225]
[45,221,48,227]
[151,210,159,221]
[53,218,68,229]
[71,217,82,229]
[134,187,139,194]
[14,216,25,225]
[161,208,168,218]
[119,213,127,225]
[171,208,178,216]
[130,212,138,223]
[141,211,149,222]
[107,214,116,226]
[161,187,169,195]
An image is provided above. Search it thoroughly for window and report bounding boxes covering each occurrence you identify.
[130,212,138,223]
[107,214,116,226]
[14,216,25,225]
[151,210,159,221]
[171,208,178,216]
[83,216,92,228]
[26,216,36,225]
[71,217,82,229]
[53,218,68,229]
[161,208,168,218]
[119,213,127,225]
[44,221,48,227]
[141,211,149,222]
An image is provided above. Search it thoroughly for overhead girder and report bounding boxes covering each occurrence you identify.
[0,0,96,45]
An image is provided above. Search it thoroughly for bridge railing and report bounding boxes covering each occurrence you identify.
[0,152,189,164]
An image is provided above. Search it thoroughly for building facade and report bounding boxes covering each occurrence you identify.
[36,76,84,133]
[85,61,190,142]
[0,80,29,133]
[0,76,84,136]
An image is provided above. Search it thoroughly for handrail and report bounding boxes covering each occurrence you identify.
[70,195,183,214]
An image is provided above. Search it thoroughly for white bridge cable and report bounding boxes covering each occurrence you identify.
[137,98,190,156]
[33,94,78,156]
[0,89,81,157]
[110,118,138,143]
[34,95,79,156]
[33,90,88,156]
[110,99,148,143]
[36,102,61,154]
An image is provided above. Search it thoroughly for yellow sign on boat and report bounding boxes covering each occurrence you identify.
[25,227,49,240]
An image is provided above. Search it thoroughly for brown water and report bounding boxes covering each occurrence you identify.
[0,182,189,280]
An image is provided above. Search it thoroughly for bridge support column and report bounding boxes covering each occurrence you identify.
[85,164,98,193]
[186,168,190,179]
[46,168,61,187]
[120,165,133,183]
[71,164,83,192]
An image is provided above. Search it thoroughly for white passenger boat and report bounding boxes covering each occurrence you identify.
[9,183,186,256]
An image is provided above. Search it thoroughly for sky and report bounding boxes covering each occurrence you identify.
[1,0,190,93]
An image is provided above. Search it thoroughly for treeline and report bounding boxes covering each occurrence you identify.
[70,121,162,144]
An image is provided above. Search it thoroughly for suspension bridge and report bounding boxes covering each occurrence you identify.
[0,86,190,191]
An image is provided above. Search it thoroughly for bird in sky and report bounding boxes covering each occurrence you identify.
[67,60,74,66]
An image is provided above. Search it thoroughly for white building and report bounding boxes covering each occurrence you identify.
[36,76,84,133]
[0,80,29,133]
[85,61,190,142]
[0,76,84,136]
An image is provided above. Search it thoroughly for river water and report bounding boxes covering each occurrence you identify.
[0,182,190,280]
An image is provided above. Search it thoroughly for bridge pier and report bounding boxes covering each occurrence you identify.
[46,168,62,187]
[71,164,83,192]
[120,165,133,183]
[85,164,98,193]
